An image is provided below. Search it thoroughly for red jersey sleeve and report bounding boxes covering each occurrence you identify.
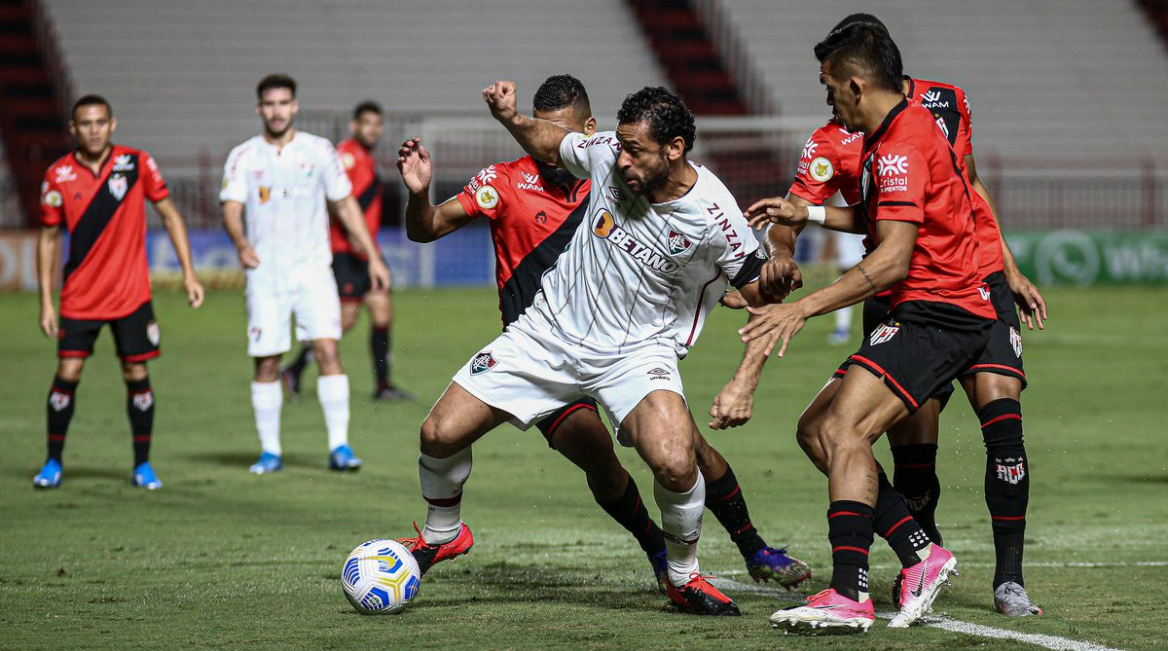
[40,170,64,227]
[455,163,508,220]
[140,151,170,203]
[873,144,926,224]
[788,128,845,204]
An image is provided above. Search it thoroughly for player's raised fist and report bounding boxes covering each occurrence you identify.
[483,81,518,123]
[743,197,806,230]
[397,137,432,195]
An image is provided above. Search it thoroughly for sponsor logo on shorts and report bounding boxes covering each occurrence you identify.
[667,230,692,256]
[470,352,497,375]
[647,367,671,381]
[108,173,128,201]
[1009,326,1023,358]
[869,322,900,346]
[995,457,1026,485]
[49,391,71,412]
[249,326,263,342]
[132,390,154,412]
[809,156,834,182]
[147,321,160,347]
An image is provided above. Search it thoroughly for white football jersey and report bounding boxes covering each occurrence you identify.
[220,131,351,287]
[523,131,762,358]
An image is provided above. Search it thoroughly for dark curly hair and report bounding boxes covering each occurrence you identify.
[533,74,591,115]
[352,100,382,120]
[256,73,296,99]
[813,23,903,93]
[616,86,695,152]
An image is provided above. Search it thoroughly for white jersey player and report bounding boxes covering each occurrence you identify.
[220,74,389,475]
[393,82,779,617]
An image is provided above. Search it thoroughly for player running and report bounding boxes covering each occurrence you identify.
[753,14,1045,618]
[395,74,810,592]
[34,94,205,490]
[221,74,390,475]
[395,80,785,616]
[282,101,415,402]
[742,25,995,633]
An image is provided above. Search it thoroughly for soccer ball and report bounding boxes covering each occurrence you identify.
[341,539,421,614]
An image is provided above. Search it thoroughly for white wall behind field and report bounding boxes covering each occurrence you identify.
[46,0,668,160]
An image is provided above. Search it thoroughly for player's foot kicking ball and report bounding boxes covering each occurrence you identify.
[33,459,62,489]
[746,547,812,589]
[648,550,668,594]
[249,452,283,475]
[995,581,1042,616]
[397,522,474,575]
[373,383,417,402]
[770,588,874,634]
[132,461,163,489]
[328,444,362,471]
[665,573,740,616]
[888,543,958,628]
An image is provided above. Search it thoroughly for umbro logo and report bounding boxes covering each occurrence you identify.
[112,154,135,171]
[647,367,671,381]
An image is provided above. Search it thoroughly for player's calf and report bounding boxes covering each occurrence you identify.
[979,398,1030,591]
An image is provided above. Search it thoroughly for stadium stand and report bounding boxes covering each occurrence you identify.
[715,0,1168,161]
[43,0,668,162]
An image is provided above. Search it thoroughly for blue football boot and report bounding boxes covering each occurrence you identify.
[745,546,812,589]
[132,461,163,489]
[328,444,362,471]
[249,452,284,475]
[33,458,62,489]
[649,549,669,594]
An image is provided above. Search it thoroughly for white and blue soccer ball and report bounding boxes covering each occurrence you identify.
[341,539,421,614]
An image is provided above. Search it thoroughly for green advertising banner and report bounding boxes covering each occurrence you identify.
[1007,230,1168,286]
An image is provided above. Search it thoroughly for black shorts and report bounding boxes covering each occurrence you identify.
[536,397,600,448]
[333,252,389,302]
[58,301,160,362]
[834,295,957,410]
[845,304,992,414]
[959,271,1026,388]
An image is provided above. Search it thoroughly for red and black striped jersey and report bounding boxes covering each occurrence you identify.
[330,138,382,258]
[454,155,590,327]
[40,145,169,320]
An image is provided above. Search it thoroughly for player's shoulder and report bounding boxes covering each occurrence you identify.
[45,151,78,177]
[911,77,969,107]
[295,131,336,152]
[226,136,262,161]
[571,130,621,153]
[689,163,741,219]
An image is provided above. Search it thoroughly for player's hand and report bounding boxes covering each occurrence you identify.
[397,138,432,195]
[759,254,803,301]
[39,303,58,338]
[708,379,756,430]
[1006,270,1047,331]
[738,302,808,358]
[368,257,391,293]
[720,290,748,309]
[184,275,205,309]
[237,244,260,269]
[483,80,519,124]
[743,197,807,230]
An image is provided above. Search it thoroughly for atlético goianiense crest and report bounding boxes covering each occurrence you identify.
[470,352,497,375]
[668,230,692,256]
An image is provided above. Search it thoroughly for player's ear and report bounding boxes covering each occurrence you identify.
[666,136,686,162]
[848,77,863,105]
[290,99,300,116]
[109,117,117,135]
[583,116,597,136]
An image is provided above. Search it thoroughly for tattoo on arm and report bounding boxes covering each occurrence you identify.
[857,263,878,291]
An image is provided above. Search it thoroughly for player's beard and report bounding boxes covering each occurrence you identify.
[628,151,671,198]
[535,160,577,190]
[264,117,293,139]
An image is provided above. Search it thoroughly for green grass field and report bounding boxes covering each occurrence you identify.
[1,285,1166,650]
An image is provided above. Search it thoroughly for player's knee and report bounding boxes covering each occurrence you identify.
[817,414,867,457]
[312,341,342,373]
[646,447,697,492]
[56,358,85,382]
[121,362,148,382]
[419,413,469,458]
[254,356,281,382]
[584,466,628,503]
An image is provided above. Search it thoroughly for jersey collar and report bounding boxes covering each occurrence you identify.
[73,146,114,179]
[863,98,909,154]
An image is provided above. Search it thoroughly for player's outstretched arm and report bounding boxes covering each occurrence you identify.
[155,197,205,308]
[398,138,476,242]
[221,200,259,269]
[744,196,860,234]
[332,195,390,291]
[36,225,60,337]
[483,80,568,166]
[965,154,1047,330]
[740,220,917,357]
[709,281,780,430]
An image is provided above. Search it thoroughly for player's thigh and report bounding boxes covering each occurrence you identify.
[422,381,513,455]
[246,285,293,358]
[293,268,343,345]
[545,401,627,480]
[797,376,842,470]
[56,315,102,372]
[620,389,699,490]
[821,366,911,452]
[109,302,161,363]
[450,321,580,433]
[588,347,685,447]
[887,395,943,446]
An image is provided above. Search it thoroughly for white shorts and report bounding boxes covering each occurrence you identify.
[246,266,342,357]
[451,313,686,446]
[834,232,867,268]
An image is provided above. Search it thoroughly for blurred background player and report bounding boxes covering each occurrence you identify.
[221,74,390,475]
[282,101,415,402]
[825,233,866,345]
[396,74,810,591]
[34,95,205,490]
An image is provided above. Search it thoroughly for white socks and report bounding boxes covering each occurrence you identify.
[419,448,473,545]
[317,374,350,451]
[655,470,706,587]
[251,380,283,456]
[835,303,854,331]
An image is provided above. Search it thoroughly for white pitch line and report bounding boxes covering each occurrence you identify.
[712,578,1127,651]
[716,560,1168,575]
